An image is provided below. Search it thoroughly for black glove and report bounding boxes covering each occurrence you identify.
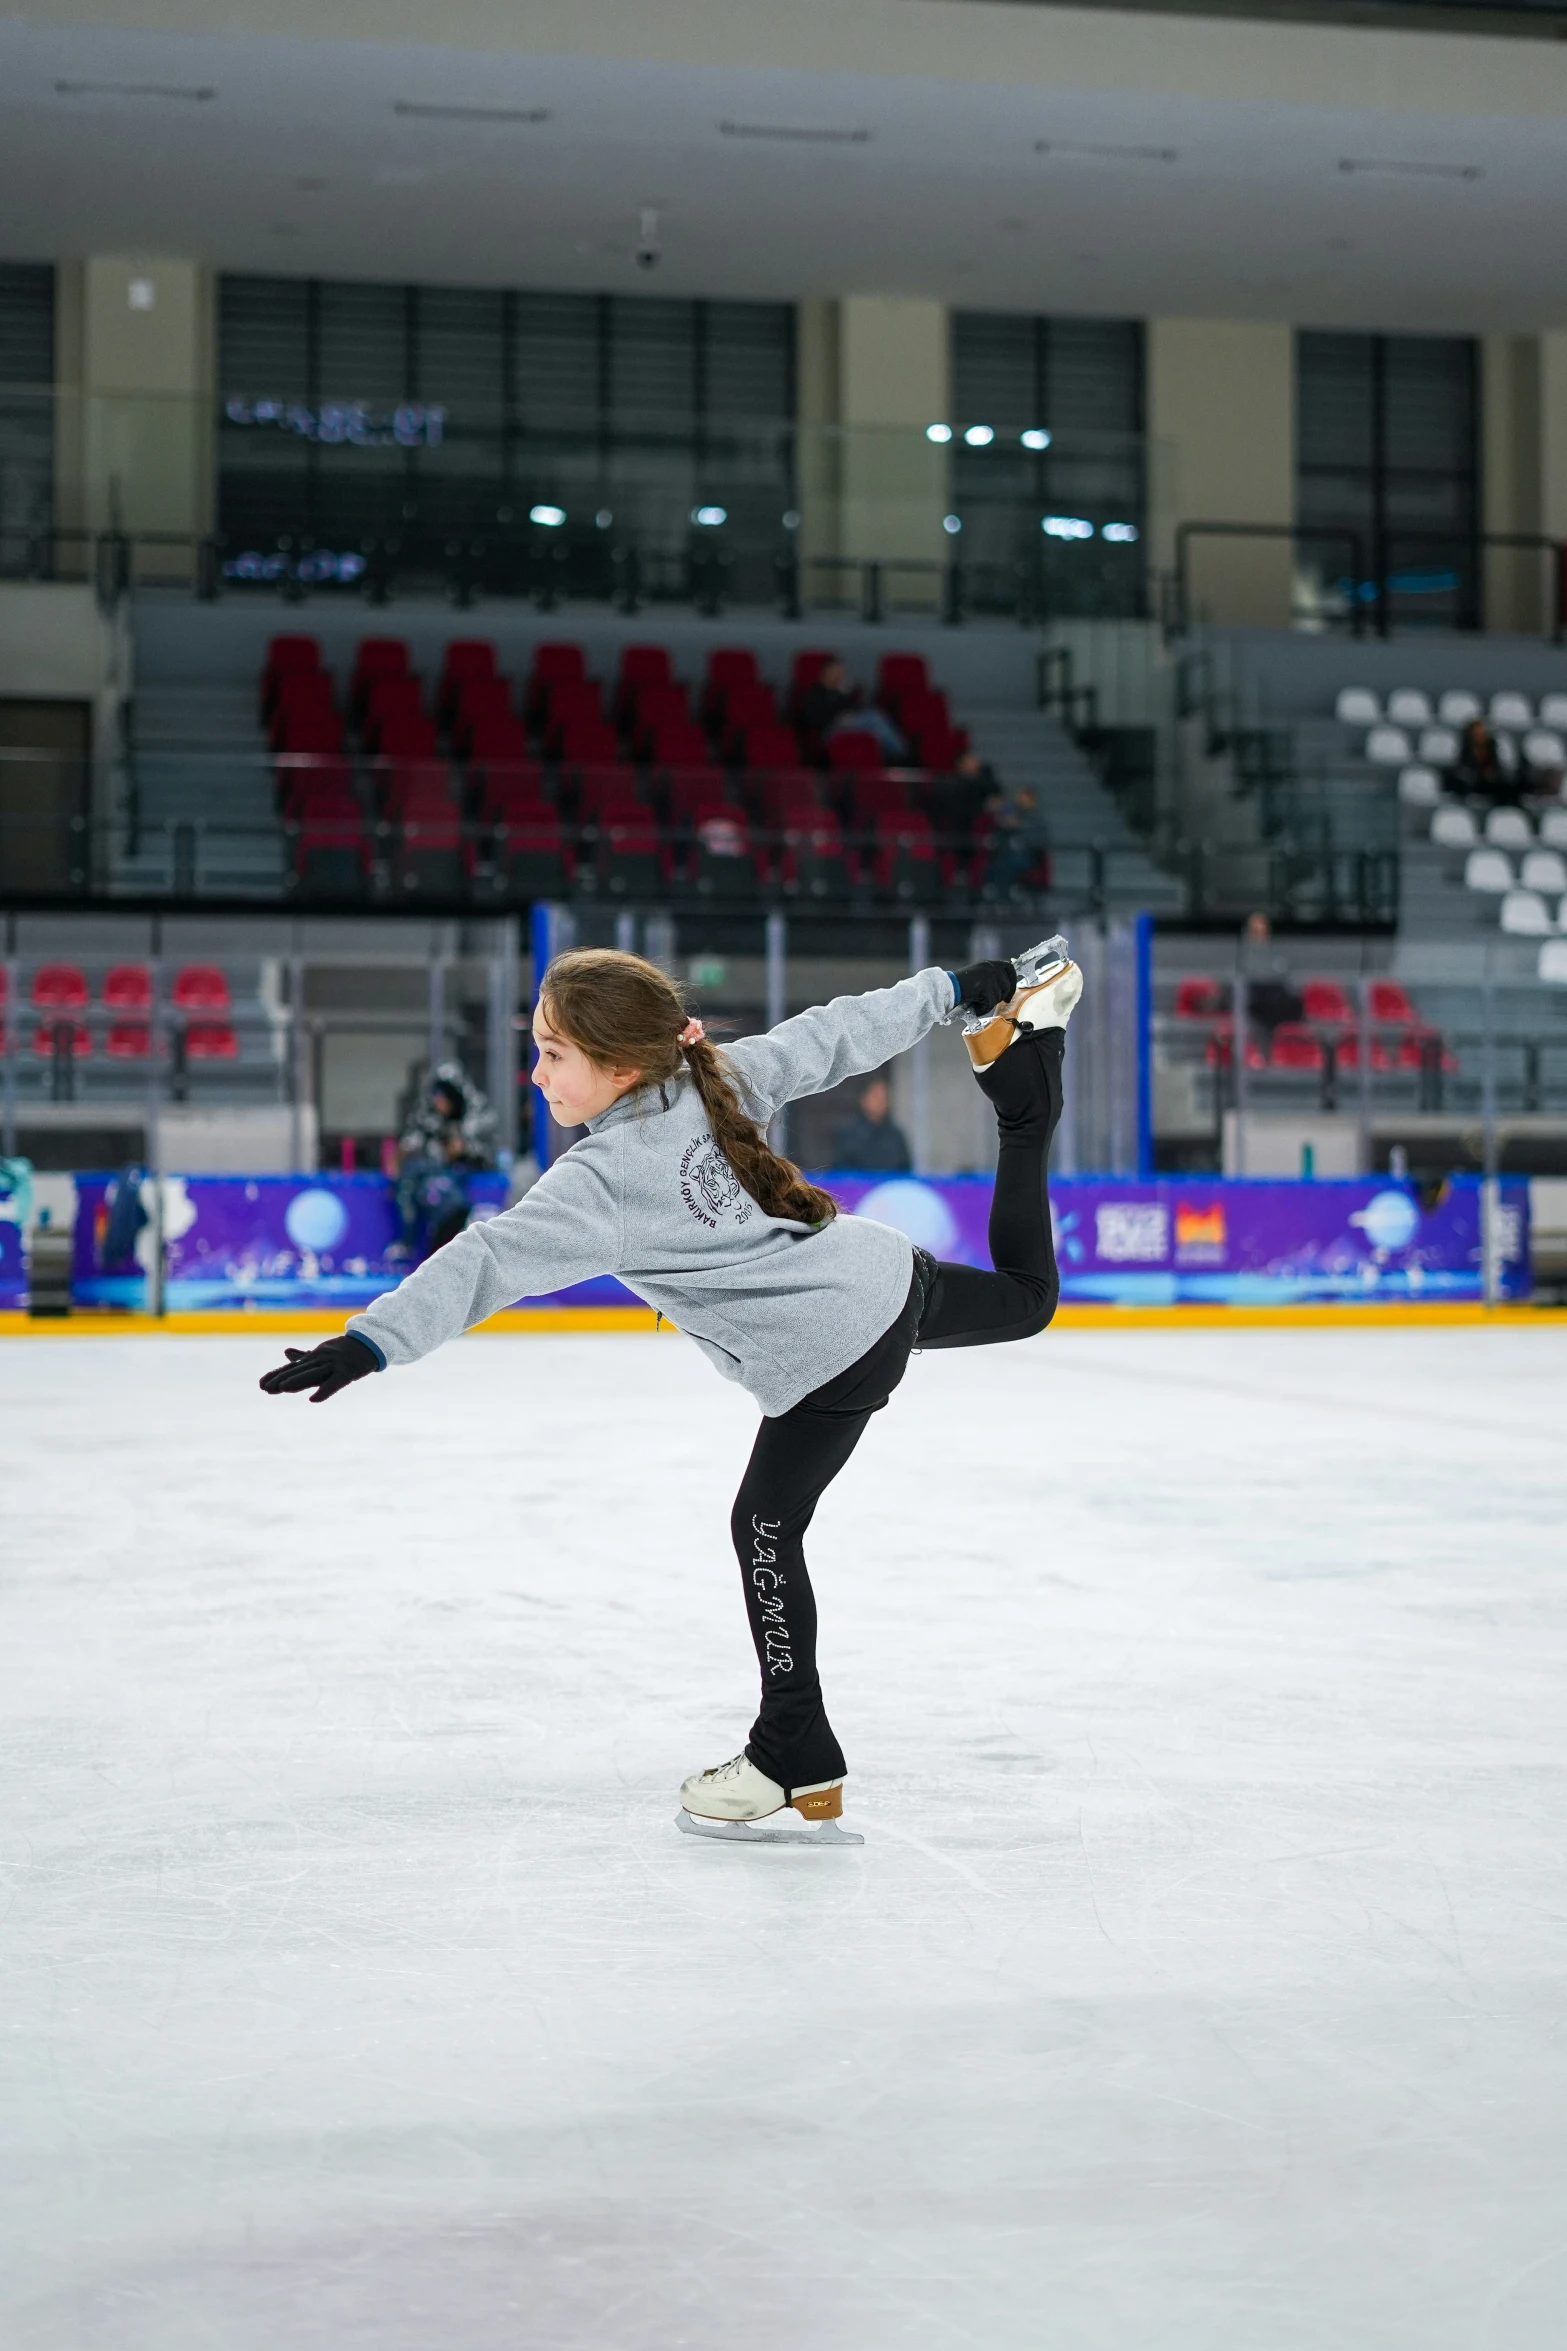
[951,959,1017,1015]
[259,1333,381,1403]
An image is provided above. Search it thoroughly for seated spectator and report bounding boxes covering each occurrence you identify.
[798,658,908,763]
[1449,718,1522,809]
[982,784,1051,896]
[830,1075,912,1173]
[929,749,1002,852]
[393,1061,499,1259]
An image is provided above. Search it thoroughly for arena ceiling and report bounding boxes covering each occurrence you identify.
[5,0,1567,330]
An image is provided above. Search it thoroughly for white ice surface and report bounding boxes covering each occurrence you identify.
[3,1325,1567,2349]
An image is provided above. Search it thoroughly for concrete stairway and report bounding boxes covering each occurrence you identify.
[114,679,286,897]
[962,706,1186,914]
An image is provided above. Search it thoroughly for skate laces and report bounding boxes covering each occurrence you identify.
[700,1754,749,1782]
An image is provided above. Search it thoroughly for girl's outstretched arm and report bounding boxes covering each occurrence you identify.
[259,1142,622,1397]
[723,968,956,1122]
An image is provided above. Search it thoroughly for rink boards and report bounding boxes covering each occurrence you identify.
[0,1168,1531,1315]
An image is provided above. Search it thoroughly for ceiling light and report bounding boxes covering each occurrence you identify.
[1035,139,1175,164]
[394,101,551,123]
[1021,429,1052,451]
[529,505,566,527]
[943,514,962,535]
[691,506,728,527]
[963,425,995,447]
[1339,156,1480,181]
[718,121,871,143]
[55,80,215,100]
[782,510,801,530]
[1043,515,1094,541]
[926,423,953,444]
[127,279,155,312]
[1102,522,1139,544]
[595,510,614,529]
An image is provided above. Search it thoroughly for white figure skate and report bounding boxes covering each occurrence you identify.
[962,934,1082,1070]
[676,1753,864,1847]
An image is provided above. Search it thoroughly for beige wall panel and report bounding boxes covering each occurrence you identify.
[1148,318,1294,628]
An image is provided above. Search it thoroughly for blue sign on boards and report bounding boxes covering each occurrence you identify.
[52,1169,1531,1313]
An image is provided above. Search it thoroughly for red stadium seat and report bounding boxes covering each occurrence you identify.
[1369,979,1419,1026]
[171,964,231,1012]
[629,683,691,750]
[391,813,466,900]
[786,649,838,725]
[524,642,588,728]
[645,722,712,769]
[686,810,757,898]
[909,720,966,770]
[373,715,440,760]
[362,674,425,742]
[292,814,370,899]
[1333,1032,1393,1073]
[350,637,411,720]
[260,634,321,718]
[876,653,930,716]
[757,769,822,825]
[737,723,804,771]
[1204,1021,1267,1071]
[102,963,151,1011]
[438,639,498,724]
[31,963,89,1011]
[871,811,939,903]
[1396,1030,1458,1074]
[378,758,455,819]
[484,812,575,902]
[613,645,673,727]
[1301,979,1355,1025]
[1269,1022,1325,1072]
[106,1021,151,1060]
[1173,976,1224,1019]
[451,676,516,750]
[553,719,622,767]
[477,763,552,822]
[267,671,337,748]
[33,1018,91,1058]
[665,767,738,824]
[827,729,884,773]
[275,753,357,819]
[273,710,345,757]
[184,1022,239,1060]
[849,772,914,828]
[718,681,780,752]
[576,766,648,823]
[701,648,760,731]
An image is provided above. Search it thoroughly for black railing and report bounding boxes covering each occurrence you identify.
[1174,520,1567,642]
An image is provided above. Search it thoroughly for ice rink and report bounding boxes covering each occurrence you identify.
[3,1322,1566,2349]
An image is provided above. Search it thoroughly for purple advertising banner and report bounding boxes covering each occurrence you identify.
[56,1167,1529,1312]
[0,1217,23,1309]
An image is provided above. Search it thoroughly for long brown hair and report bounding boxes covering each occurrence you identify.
[540,947,837,1227]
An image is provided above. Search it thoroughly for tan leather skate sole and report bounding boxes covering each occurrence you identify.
[963,962,1079,1069]
[790,1781,845,1820]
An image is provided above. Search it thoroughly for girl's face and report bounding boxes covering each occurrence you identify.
[530,1001,642,1127]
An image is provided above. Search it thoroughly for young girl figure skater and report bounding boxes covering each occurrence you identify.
[262,939,1080,1842]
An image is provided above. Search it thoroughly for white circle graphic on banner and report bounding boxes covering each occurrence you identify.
[285,1187,349,1253]
[853,1180,959,1256]
[1350,1190,1420,1254]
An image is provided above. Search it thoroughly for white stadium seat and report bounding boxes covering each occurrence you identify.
[1500,889,1553,935]
[1464,848,1514,893]
[1541,939,1567,985]
[1485,807,1532,850]
[1417,725,1459,766]
[1438,689,1482,726]
[1539,693,1567,731]
[1334,687,1380,726]
[1489,691,1533,730]
[1366,725,1412,766]
[1432,805,1478,848]
[1540,808,1567,848]
[1521,848,1567,895]
[1398,765,1440,806]
[1524,728,1567,770]
[1386,688,1432,727]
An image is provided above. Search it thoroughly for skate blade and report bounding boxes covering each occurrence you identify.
[676,1809,865,1848]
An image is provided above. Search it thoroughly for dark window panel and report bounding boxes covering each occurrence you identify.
[0,262,56,559]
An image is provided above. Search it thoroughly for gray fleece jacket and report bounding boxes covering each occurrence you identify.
[348,966,958,1416]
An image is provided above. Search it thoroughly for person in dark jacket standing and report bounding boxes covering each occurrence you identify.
[830,1076,913,1172]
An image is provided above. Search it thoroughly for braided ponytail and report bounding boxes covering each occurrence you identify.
[540,947,838,1228]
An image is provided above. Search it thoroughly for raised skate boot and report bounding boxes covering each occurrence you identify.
[676,1753,863,1846]
[962,933,1082,1070]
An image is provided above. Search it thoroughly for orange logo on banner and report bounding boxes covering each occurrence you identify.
[1175,1203,1226,1250]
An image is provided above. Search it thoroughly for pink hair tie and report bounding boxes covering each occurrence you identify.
[678,1018,705,1047]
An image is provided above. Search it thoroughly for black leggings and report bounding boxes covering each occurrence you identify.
[734,1031,1064,1790]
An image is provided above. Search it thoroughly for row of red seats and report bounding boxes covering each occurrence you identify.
[1173,976,1421,1027]
[1,963,232,1014]
[276,753,977,839]
[287,799,971,904]
[7,1019,238,1061]
[262,635,969,773]
[1204,1023,1457,1076]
